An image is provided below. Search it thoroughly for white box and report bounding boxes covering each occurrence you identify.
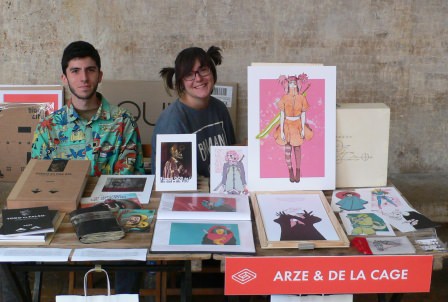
[336,103,390,188]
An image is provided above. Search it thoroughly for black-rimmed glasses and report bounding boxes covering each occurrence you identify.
[184,66,211,81]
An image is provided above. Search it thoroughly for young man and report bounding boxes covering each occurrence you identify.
[31,40,144,176]
[0,41,144,301]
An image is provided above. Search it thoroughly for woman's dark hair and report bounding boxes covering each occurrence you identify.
[159,46,222,96]
[61,41,101,75]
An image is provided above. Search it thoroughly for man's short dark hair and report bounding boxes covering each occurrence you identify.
[61,41,101,75]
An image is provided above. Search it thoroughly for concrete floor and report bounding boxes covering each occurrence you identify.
[1,173,447,302]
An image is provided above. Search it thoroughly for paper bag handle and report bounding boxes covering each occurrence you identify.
[83,267,111,296]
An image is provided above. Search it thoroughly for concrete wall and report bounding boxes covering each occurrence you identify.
[1,0,447,174]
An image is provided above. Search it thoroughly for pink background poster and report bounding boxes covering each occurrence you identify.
[259,78,326,178]
[247,65,336,191]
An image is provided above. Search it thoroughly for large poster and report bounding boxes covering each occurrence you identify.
[248,65,336,191]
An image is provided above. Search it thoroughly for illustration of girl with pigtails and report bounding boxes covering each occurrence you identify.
[257,73,313,183]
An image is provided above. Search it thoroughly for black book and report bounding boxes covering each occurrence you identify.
[1,206,54,236]
[69,203,125,244]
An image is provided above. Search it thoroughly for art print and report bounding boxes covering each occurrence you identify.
[90,175,154,204]
[80,192,142,211]
[333,186,436,233]
[169,222,240,245]
[118,209,155,232]
[0,85,63,111]
[155,134,197,191]
[157,193,251,221]
[339,212,395,236]
[248,65,336,191]
[251,191,349,249]
[210,145,249,195]
[331,188,372,212]
[172,196,237,212]
[151,219,255,253]
[102,177,146,192]
[365,236,416,255]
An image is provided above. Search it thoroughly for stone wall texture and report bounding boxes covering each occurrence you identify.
[1,0,447,174]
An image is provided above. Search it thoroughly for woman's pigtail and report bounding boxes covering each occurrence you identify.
[207,46,223,66]
[159,67,176,96]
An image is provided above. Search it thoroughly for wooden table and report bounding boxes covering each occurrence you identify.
[5,176,212,302]
[4,178,448,302]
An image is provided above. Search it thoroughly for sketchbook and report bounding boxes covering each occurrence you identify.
[152,192,255,253]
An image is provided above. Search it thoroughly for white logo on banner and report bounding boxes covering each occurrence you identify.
[231,269,257,284]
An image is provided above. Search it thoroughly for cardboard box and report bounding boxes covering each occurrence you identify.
[7,159,90,213]
[99,80,238,145]
[336,103,390,188]
[0,103,51,182]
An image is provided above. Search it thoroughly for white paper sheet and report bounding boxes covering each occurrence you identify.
[71,248,147,261]
[0,248,71,262]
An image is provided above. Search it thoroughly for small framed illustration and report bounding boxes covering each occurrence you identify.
[210,145,249,195]
[157,193,251,221]
[155,134,197,191]
[150,219,255,254]
[251,191,349,249]
[90,174,155,204]
[247,65,336,191]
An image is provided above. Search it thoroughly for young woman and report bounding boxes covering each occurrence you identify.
[151,46,236,177]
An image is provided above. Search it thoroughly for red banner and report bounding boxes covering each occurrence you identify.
[225,255,433,295]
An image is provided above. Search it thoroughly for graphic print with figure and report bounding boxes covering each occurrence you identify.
[371,188,398,212]
[257,73,314,183]
[162,143,190,181]
[202,225,236,245]
[274,210,325,241]
[215,150,248,194]
[335,191,368,211]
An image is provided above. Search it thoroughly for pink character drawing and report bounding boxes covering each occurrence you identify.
[214,150,248,194]
[256,73,315,182]
[270,74,314,182]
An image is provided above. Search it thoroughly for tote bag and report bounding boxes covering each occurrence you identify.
[56,268,139,302]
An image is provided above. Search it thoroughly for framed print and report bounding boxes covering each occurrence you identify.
[251,191,349,249]
[90,174,155,204]
[151,219,255,254]
[0,85,64,111]
[247,65,336,191]
[210,145,249,195]
[157,193,251,221]
[155,134,197,191]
